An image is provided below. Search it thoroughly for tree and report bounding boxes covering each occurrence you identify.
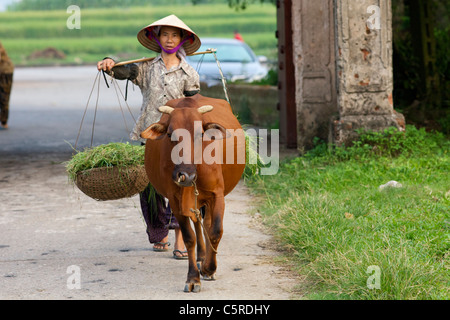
[225,0,276,10]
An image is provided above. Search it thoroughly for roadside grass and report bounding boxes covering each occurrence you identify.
[0,3,277,66]
[246,125,449,299]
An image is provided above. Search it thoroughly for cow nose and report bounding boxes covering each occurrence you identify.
[173,164,197,187]
[176,172,197,187]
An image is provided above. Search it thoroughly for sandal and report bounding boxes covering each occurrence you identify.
[173,249,188,260]
[153,241,170,252]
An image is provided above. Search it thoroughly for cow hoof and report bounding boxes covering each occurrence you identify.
[202,273,216,281]
[184,282,201,293]
[198,262,216,281]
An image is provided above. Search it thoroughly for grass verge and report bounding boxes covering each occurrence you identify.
[246,125,449,299]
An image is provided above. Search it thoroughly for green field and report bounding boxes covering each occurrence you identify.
[0,3,277,66]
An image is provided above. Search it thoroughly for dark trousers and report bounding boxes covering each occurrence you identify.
[139,183,179,244]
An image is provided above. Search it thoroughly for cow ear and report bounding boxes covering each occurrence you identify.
[203,123,231,140]
[140,123,167,140]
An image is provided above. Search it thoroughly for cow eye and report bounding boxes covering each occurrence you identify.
[167,132,172,138]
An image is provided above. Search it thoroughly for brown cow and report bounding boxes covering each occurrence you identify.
[140,94,246,292]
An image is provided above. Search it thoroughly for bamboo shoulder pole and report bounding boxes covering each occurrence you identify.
[114,57,155,67]
[113,49,217,67]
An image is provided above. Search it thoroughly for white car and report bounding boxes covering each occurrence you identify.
[186,38,269,87]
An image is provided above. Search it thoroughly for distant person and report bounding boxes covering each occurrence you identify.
[234,30,244,42]
[0,41,14,130]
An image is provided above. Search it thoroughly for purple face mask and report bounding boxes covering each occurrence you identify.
[153,36,188,54]
[146,27,194,54]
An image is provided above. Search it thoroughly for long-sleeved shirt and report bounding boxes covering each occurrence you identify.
[109,54,200,141]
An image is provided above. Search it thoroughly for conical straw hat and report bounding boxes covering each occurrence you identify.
[137,14,201,55]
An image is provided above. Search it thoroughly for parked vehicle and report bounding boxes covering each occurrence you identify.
[186,38,269,87]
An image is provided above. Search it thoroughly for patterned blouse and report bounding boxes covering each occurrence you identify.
[110,54,200,141]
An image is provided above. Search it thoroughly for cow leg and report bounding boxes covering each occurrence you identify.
[176,214,201,293]
[195,206,206,266]
[201,196,224,280]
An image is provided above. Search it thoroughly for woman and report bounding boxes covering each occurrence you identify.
[97,15,201,259]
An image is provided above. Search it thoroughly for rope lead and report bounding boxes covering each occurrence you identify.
[190,181,218,254]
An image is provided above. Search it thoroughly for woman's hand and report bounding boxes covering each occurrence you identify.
[97,58,115,71]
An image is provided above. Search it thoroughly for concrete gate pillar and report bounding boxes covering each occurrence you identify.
[278,0,405,149]
[291,0,338,150]
[332,0,405,145]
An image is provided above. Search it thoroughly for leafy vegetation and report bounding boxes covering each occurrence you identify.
[65,142,145,181]
[392,0,449,133]
[246,125,449,299]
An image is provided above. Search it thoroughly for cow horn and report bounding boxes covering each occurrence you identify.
[197,105,214,114]
[158,106,175,114]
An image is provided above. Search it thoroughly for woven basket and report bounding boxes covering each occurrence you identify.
[75,165,149,201]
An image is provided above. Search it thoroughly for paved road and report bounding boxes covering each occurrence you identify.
[1,66,143,153]
[0,66,295,300]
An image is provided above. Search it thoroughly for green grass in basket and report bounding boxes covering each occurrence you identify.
[66,142,145,182]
